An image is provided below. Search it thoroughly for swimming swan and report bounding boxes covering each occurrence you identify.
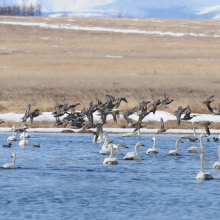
[123,142,145,160]
[168,139,184,156]
[100,143,128,155]
[93,132,114,144]
[19,131,30,146]
[122,129,141,138]
[196,154,213,180]
[7,126,17,141]
[3,152,17,169]
[20,132,29,138]
[103,144,118,165]
[147,137,159,154]
[20,124,29,138]
[181,122,198,141]
[213,146,220,169]
[187,134,206,153]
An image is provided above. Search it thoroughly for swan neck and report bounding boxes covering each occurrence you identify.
[200,135,204,149]
[103,133,108,146]
[13,155,16,165]
[116,144,121,154]
[138,129,141,137]
[99,131,103,139]
[13,129,15,136]
[175,140,179,151]
[135,144,140,156]
[153,139,156,149]
[109,145,113,159]
[93,135,96,144]
[201,155,204,173]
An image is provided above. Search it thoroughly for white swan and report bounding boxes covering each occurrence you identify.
[103,144,118,165]
[7,126,17,141]
[123,142,145,160]
[20,132,29,138]
[93,132,114,144]
[181,122,197,141]
[100,143,128,155]
[146,137,159,154]
[122,129,141,138]
[196,154,213,180]
[19,131,30,146]
[187,134,206,153]
[213,146,220,169]
[168,139,183,156]
[20,124,29,138]
[3,152,17,169]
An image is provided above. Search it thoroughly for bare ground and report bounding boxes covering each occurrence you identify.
[0,16,220,128]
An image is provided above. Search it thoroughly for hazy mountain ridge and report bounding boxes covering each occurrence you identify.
[0,0,220,19]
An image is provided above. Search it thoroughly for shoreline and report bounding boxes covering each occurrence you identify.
[0,127,219,134]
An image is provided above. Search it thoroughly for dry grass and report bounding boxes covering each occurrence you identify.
[0,16,220,120]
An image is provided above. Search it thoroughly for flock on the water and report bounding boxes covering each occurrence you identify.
[2,93,220,181]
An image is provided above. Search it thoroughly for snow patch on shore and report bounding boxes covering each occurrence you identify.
[0,21,220,38]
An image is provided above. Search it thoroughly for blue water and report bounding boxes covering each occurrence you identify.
[0,133,220,220]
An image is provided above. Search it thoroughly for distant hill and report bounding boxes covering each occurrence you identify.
[0,0,220,19]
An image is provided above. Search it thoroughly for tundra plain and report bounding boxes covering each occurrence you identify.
[0,16,220,129]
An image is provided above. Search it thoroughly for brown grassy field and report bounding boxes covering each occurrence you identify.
[0,16,220,124]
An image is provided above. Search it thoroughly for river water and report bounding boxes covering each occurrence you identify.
[0,133,219,220]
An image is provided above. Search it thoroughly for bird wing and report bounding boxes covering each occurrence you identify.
[64,98,68,107]
[54,101,58,109]
[164,93,169,101]
[128,107,136,114]
[186,106,191,114]
[71,107,75,114]
[177,113,181,126]
[150,105,157,114]
[26,104,31,113]
[161,117,164,129]
[207,95,215,101]
[30,116,33,123]
[87,102,93,109]
[106,95,115,102]
[206,103,213,112]
[204,126,210,136]
[96,97,102,104]
[113,114,117,123]
[184,106,191,118]
[124,116,133,125]
[88,114,93,126]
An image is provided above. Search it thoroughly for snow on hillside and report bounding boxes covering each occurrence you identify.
[0,0,220,19]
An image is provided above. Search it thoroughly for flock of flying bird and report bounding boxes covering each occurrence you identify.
[2,94,220,180]
[18,94,220,135]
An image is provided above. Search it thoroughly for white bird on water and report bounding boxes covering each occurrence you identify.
[213,146,220,169]
[181,122,198,141]
[103,144,118,165]
[20,124,30,138]
[146,137,159,154]
[187,134,206,153]
[122,129,141,138]
[196,154,213,180]
[19,130,30,146]
[168,139,184,156]
[123,142,145,160]
[93,131,114,144]
[100,143,128,155]
[7,126,17,141]
[3,152,18,169]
